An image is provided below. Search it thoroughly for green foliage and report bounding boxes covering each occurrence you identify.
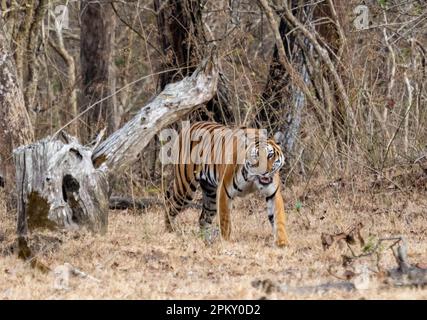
[52,80,62,94]
[295,201,302,212]
[413,3,423,14]
[362,235,376,253]
[399,47,412,62]
[115,57,126,67]
[145,186,161,194]
[377,0,388,8]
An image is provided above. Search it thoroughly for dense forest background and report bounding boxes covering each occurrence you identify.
[0,0,426,200]
[0,0,426,299]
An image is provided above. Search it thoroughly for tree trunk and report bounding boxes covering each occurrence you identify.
[24,0,48,109]
[11,0,48,108]
[312,1,347,148]
[49,10,79,137]
[15,132,109,236]
[14,53,218,238]
[0,16,34,208]
[257,0,308,165]
[154,0,232,123]
[154,0,204,89]
[80,0,116,141]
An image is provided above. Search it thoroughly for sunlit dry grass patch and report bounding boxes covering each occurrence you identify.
[0,172,426,299]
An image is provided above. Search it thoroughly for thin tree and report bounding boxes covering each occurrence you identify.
[313,0,349,150]
[0,16,34,208]
[257,0,308,167]
[10,0,48,108]
[154,0,232,123]
[80,0,117,142]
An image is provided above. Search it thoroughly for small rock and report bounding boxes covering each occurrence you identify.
[353,265,371,290]
[53,265,70,290]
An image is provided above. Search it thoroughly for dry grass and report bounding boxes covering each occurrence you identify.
[1,170,427,300]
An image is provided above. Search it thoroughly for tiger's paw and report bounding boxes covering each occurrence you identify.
[220,225,231,241]
[275,238,289,248]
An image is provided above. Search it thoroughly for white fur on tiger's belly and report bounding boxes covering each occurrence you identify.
[255,179,277,196]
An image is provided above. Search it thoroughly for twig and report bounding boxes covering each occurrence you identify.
[403,72,413,154]
[64,263,101,283]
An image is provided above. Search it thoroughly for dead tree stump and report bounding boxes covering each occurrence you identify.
[13,52,218,242]
[14,132,109,236]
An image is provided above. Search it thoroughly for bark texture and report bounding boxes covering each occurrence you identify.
[14,132,109,236]
[80,0,116,141]
[14,53,218,236]
[154,0,232,123]
[0,16,34,207]
[154,0,205,89]
[92,54,218,173]
[257,0,308,165]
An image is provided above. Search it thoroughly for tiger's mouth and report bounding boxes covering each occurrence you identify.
[258,176,272,185]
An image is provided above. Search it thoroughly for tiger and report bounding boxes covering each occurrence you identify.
[164,121,289,247]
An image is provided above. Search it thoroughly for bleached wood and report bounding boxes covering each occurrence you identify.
[14,132,109,235]
[14,53,218,235]
[92,55,218,173]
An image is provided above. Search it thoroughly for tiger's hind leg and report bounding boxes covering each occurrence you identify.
[165,178,195,232]
[199,179,218,231]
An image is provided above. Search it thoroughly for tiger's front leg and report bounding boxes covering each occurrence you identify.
[217,180,232,240]
[265,174,289,247]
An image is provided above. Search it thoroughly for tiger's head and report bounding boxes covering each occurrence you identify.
[244,138,285,186]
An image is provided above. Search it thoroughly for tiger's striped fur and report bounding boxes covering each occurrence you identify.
[165,122,288,247]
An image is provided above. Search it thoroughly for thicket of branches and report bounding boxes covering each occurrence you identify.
[0,0,426,198]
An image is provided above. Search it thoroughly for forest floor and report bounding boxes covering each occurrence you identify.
[1,166,427,299]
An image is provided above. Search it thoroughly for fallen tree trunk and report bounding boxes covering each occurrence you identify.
[13,52,218,239]
[108,196,202,211]
[91,53,217,173]
[109,196,150,210]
